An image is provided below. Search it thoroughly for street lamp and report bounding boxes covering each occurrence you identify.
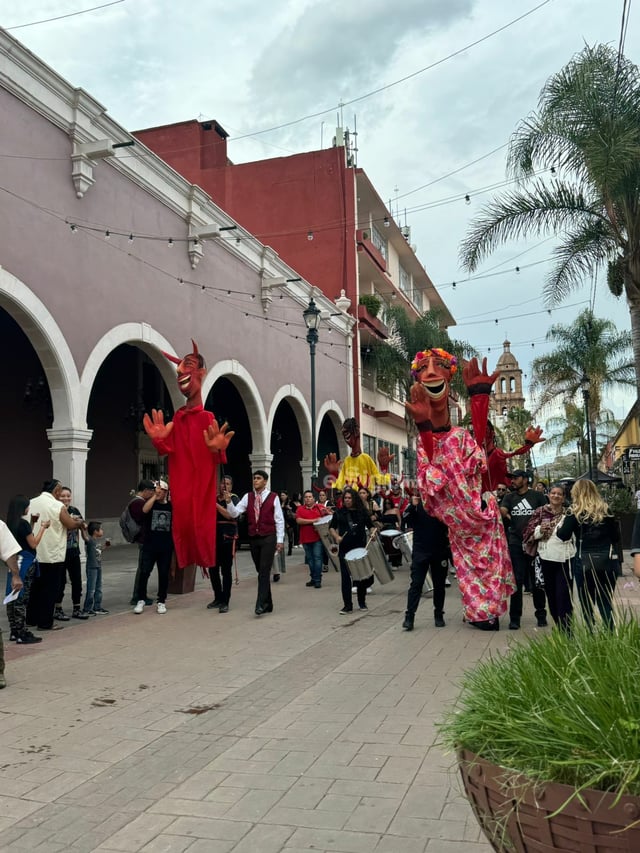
[580,373,593,481]
[303,297,321,489]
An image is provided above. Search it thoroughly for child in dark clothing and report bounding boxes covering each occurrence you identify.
[83,522,109,615]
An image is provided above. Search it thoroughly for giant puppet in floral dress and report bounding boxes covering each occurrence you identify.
[405,348,516,629]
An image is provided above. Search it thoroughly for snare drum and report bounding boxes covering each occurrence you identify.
[313,515,340,572]
[344,547,373,581]
[392,531,413,563]
[367,536,394,584]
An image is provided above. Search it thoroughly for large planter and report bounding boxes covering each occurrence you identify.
[458,748,640,852]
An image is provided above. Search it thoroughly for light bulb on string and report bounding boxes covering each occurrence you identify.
[104,230,110,240]
[70,223,77,233]
[167,238,173,248]
[383,216,390,227]
[464,194,471,205]
[128,234,134,243]
[307,230,314,241]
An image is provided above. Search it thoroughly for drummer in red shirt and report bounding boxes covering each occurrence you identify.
[296,491,330,589]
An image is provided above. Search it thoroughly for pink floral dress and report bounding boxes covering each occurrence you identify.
[417,427,516,622]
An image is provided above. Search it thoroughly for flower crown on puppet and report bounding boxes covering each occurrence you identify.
[411,347,458,379]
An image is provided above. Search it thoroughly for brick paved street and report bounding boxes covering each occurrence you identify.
[1,546,638,852]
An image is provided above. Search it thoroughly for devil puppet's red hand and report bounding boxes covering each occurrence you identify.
[143,409,174,442]
[204,421,235,453]
[323,453,342,477]
[462,357,500,396]
[377,446,394,473]
[524,425,545,446]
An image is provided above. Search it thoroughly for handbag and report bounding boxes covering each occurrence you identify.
[533,554,545,588]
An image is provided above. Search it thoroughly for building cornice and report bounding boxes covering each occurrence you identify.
[0,29,354,337]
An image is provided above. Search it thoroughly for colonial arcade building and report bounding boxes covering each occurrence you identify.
[0,30,352,524]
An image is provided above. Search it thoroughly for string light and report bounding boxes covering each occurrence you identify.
[464,194,471,205]
[307,230,314,241]
[167,238,173,247]
[383,216,390,227]
[70,223,77,233]
[104,229,110,239]
[128,233,133,243]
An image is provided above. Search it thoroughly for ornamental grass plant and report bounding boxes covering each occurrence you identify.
[439,612,640,800]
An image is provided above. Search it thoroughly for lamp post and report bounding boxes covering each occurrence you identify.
[580,373,593,481]
[303,297,321,489]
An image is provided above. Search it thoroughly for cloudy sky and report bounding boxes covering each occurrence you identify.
[5,0,638,459]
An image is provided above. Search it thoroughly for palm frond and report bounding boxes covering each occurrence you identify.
[459,180,602,272]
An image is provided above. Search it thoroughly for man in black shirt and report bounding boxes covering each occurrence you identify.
[500,470,547,629]
[402,495,451,630]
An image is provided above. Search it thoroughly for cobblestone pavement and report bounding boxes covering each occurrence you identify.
[1,546,638,852]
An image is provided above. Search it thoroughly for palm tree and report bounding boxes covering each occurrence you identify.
[529,308,633,470]
[459,44,640,394]
[544,401,619,474]
[529,309,634,415]
[364,306,475,474]
[502,406,535,451]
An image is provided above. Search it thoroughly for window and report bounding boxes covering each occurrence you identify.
[410,289,422,311]
[370,225,387,260]
[363,434,377,457]
[399,265,411,294]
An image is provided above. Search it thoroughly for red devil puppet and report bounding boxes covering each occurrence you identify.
[143,341,234,569]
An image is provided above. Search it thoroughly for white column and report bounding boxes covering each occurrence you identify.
[46,427,93,513]
[248,452,274,480]
[300,461,314,491]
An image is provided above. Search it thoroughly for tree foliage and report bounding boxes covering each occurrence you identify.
[529,308,634,416]
[459,44,640,394]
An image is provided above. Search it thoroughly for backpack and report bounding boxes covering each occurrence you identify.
[119,499,142,543]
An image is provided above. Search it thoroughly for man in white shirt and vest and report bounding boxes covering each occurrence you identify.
[224,470,284,616]
[29,479,86,631]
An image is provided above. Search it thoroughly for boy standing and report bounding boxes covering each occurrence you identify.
[83,522,109,616]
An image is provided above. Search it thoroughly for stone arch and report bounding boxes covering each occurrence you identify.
[204,360,268,453]
[267,385,312,460]
[0,267,78,427]
[316,400,348,459]
[79,323,183,424]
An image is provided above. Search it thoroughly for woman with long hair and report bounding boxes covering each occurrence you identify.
[6,495,49,644]
[522,483,575,632]
[556,480,620,629]
[329,487,375,614]
[379,495,402,568]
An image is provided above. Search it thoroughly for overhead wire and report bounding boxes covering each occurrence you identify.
[6,0,125,30]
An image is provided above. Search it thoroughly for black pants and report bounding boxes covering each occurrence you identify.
[249,534,275,609]
[574,553,617,630]
[509,544,546,625]
[28,561,64,629]
[209,536,234,606]
[406,546,449,616]
[56,550,82,608]
[130,544,145,602]
[539,558,573,632]
[338,555,371,610]
[138,547,172,604]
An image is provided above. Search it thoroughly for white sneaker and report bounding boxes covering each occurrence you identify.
[157,602,167,614]
[134,600,145,614]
